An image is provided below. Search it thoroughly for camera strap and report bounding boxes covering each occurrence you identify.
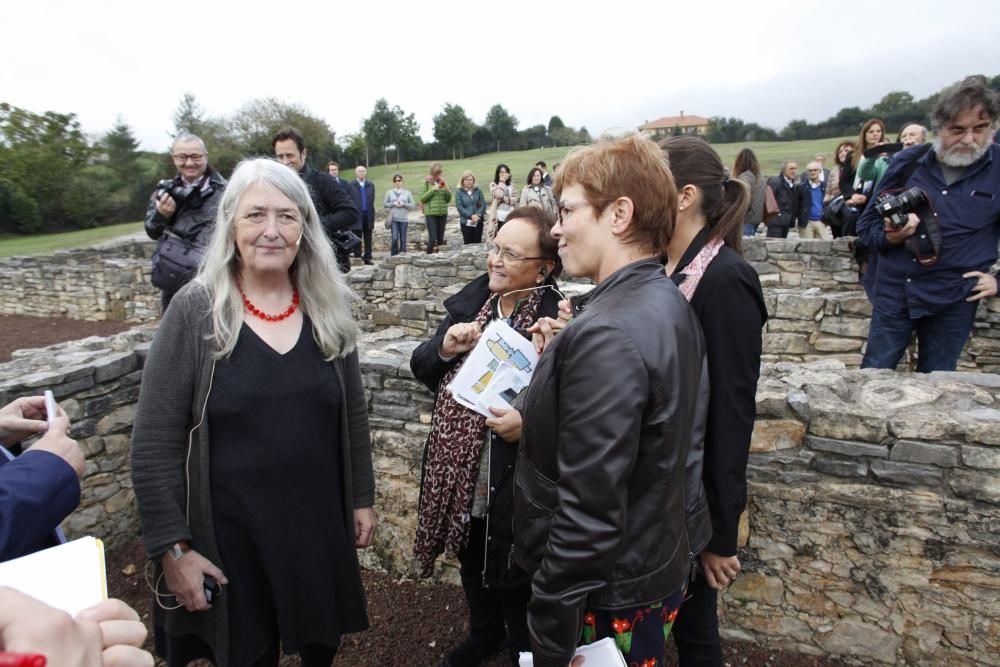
[897,145,940,266]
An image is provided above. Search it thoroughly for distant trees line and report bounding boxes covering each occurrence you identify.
[3,75,997,234]
[0,94,590,234]
[704,74,1000,143]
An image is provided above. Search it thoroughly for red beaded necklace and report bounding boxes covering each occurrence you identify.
[239,285,300,322]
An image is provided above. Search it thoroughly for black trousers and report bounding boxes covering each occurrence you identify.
[160,631,338,667]
[362,224,374,261]
[765,223,789,238]
[461,222,484,244]
[671,571,723,666]
[455,517,530,664]
[425,215,448,253]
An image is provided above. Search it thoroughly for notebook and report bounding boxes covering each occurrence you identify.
[519,637,628,667]
[0,536,107,616]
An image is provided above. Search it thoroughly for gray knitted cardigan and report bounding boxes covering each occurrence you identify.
[129,281,374,665]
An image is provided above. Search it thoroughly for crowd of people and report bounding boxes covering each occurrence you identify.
[1,76,997,667]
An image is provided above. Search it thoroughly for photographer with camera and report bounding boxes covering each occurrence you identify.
[145,134,226,311]
[856,75,1000,372]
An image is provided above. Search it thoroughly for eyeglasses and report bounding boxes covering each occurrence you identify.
[486,242,546,263]
[173,153,205,163]
[393,179,402,183]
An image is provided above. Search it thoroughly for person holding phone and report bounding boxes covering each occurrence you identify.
[131,158,375,666]
[421,162,452,253]
[487,164,517,240]
[0,395,83,562]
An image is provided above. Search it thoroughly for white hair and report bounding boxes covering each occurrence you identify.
[172,133,207,154]
[194,158,358,360]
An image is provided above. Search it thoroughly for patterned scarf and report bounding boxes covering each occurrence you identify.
[414,288,544,577]
[677,236,724,302]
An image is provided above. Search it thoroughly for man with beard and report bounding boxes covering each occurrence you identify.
[857,75,999,372]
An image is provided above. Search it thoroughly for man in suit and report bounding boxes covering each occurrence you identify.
[766,160,802,238]
[797,161,829,239]
[272,127,360,273]
[353,166,376,265]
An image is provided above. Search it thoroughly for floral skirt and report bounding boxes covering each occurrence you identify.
[581,588,685,667]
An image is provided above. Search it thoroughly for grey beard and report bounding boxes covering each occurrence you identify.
[934,136,990,167]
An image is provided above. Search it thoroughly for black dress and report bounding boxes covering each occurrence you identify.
[201,318,367,663]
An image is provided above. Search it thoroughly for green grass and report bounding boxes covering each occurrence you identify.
[0,222,145,258]
[0,137,858,257]
[354,137,856,198]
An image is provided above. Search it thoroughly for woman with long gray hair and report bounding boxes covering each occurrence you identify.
[131,158,375,666]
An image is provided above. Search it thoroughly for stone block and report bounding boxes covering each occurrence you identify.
[818,316,870,338]
[372,310,401,327]
[821,618,901,664]
[887,413,963,440]
[869,460,943,486]
[372,403,419,420]
[728,573,784,606]
[766,319,817,334]
[811,335,863,352]
[956,408,1000,445]
[949,469,1000,505]
[93,351,138,383]
[762,333,810,355]
[809,409,888,442]
[774,293,826,320]
[749,261,779,275]
[890,441,958,467]
[398,301,429,321]
[805,435,888,459]
[750,419,806,452]
[813,457,868,478]
[96,404,136,436]
[961,445,1000,470]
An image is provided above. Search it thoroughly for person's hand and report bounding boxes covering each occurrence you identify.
[0,396,48,445]
[571,656,586,666]
[160,548,228,612]
[471,214,480,223]
[0,587,153,666]
[528,299,574,354]
[485,407,522,442]
[354,507,377,548]
[847,193,867,206]
[883,213,919,246]
[701,551,741,590]
[76,598,153,666]
[440,322,482,358]
[154,192,176,218]
[29,412,84,479]
[964,271,998,302]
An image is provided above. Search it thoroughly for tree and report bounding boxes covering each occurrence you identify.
[549,126,578,146]
[519,124,547,150]
[102,115,140,181]
[870,91,919,131]
[577,127,592,144]
[228,97,338,167]
[548,116,566,135]
[363,98,397,166]
[484,104,518,152]
[0,103,91,228]
[341,132,367,166]
[172,93,208,136]
[394,106,421,166]
[433,103,474,160]
[0,178,41,233]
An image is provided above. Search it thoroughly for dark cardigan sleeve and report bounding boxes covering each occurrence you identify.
[342,349,374,508]
[130,289,202,559]
[693,258,766,556]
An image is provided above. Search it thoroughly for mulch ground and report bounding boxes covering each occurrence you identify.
[4,317,845,666]
[107,541,846,667]
[0,315,134,363]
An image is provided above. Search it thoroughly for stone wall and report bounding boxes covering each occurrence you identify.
[0,326,157,549]
[2,324,998,665]
[0,241,159,322]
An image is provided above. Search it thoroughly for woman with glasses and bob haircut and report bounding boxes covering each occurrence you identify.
[513,133,709,667]
[410,206,562,666]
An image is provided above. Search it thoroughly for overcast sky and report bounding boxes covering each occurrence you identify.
[3,0,999,152]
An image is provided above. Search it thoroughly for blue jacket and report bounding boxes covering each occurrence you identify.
[455,187,487,225]
[0,446,80,561]
[856,144,1000,319]
[353,180,376,228]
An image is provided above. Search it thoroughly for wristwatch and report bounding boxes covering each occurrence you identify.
[169,541,191,560]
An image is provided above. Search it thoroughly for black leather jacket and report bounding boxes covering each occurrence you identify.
[513,258,710,667]
[144,166,226,244]
[410,274,562,588]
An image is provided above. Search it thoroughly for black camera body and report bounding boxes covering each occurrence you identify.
[876,187,931,229]
[156,178,187,204]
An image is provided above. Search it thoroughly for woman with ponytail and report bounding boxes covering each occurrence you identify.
[659,135,767,666]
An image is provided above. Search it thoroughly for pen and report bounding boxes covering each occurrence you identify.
[0,654,47,667]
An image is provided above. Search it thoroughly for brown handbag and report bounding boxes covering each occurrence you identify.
[763,182,780,222]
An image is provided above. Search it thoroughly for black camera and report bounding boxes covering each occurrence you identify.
[156,178,187,204]
[876,187,930,229]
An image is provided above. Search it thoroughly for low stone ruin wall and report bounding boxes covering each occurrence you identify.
[0,242,159,322]
[2,322,998,665]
